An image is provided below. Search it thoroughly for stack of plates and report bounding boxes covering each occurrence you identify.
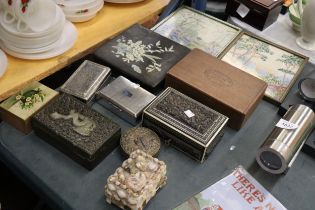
[55,0,104,22]
[0,0,77,60]
[0,49,8,78]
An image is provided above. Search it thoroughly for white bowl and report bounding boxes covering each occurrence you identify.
[65,0,103,22]
[55,0,96,9]
[66,12,97,23]
[62,0,103,16]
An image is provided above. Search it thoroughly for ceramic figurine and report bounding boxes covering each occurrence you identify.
[105,150,167,210]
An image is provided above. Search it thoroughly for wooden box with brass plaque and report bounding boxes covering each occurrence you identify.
[165,49,267,130]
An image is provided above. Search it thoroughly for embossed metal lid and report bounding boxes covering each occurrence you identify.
[144,87,229,147]
[32,94,121,156]
[60,60,111,102]
[94,24,190,90]
[120,127,161,157]
[98,76,156,118]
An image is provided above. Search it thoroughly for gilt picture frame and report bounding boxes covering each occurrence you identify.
[220,32,308,104]
[152,6,242,57]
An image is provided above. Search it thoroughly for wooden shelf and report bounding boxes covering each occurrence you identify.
[0,0,170,101]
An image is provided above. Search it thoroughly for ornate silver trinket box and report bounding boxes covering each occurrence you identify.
[120,127,161,157]
[98,76,156,125]
[143,87,229,162]
[60,60,111,103]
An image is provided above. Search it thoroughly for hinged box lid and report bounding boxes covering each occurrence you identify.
[99,76,155,118]
[60,60,111,102]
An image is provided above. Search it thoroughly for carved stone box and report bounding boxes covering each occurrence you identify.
[142,87,228,163]
[0,82,58,134]
[93,24,190,91]
[98,76,156,125]
[32,94,121,170]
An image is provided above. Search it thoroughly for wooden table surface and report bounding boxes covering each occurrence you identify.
[0,0,170,101]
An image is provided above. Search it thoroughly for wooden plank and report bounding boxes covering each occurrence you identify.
[0,0,170,101]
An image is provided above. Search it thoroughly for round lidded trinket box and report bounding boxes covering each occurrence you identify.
[120,127,161,157]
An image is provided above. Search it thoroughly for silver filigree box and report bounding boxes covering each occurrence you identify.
[98,76,156,125]
[143,87,229,162]
[60,60,111,102]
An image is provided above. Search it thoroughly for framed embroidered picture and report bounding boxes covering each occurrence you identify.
[94,24,190,92]
[221,33,308,104]
[152,6,242,57]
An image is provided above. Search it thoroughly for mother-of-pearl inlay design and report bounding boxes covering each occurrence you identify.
[50,110,96,136]
[112,36,174,74]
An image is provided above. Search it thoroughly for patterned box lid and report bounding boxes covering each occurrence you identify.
[143,87,228,147]
[94,24,190,90]
[32,94,121,156]
[60,60,111,102]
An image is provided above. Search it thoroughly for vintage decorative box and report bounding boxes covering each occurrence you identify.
[120,127,161,157]
[165,49,267,130]
[59,60,111,103]
[93,24,190,91]
[105,150,167,210]
[32,94,121,170]
[0,82,58,134]
[225,0,283,30]
[142,87,228,162]
[98,76,156,125]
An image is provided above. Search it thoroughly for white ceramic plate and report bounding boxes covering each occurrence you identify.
[103,0,145,3]
[0,21,77,60]
[0,49,8,78]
